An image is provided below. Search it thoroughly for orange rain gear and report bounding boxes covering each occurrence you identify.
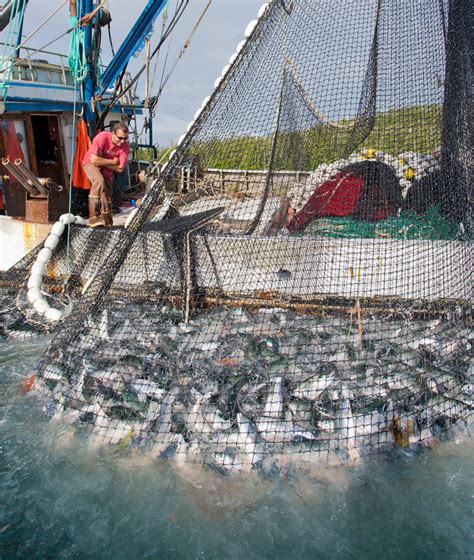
[72,118,92,189]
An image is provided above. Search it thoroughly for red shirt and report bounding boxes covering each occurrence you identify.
[82,131,130,181]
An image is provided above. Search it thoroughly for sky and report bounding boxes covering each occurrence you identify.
[8,0,263,146]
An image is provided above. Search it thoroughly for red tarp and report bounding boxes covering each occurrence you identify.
[286,172,365,232]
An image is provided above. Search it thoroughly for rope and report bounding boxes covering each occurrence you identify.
[21,0,107,63]
[144,37,151,107]
[149,2,169,97]
[68,15,87,82]
[150,0,214,112]
[284,56,357,130]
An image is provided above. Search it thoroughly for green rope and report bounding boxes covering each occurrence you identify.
[295,207,460,241]
[68,15,87,83]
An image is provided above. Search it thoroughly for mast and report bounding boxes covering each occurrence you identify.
[82,0,96,134]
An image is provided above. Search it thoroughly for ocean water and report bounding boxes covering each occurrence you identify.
[1,336,473,560]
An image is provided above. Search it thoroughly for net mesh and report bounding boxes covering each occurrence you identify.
[1,0,472,475]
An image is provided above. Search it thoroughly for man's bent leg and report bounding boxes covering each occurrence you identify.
[101,180,113,226]
[88,196,102,227]
[83,164,111,227]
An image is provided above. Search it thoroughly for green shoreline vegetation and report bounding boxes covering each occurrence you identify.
[142,105,442,170]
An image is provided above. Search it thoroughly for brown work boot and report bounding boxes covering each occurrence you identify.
[88,215,104,227]
[88,197,103,227]
[102,212,113,226]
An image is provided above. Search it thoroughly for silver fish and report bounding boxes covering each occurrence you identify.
[129,379,165,403]
[292,373,335,400]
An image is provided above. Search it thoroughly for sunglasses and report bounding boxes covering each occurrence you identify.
[114,132,128,141]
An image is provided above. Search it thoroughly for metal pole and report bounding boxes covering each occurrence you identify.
[14,0,28,57]
[82,0,96,134]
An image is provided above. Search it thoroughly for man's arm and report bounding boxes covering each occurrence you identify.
[90,154,120,170]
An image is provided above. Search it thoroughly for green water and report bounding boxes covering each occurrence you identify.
[1,336,473,559]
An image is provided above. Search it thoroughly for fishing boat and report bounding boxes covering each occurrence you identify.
[0,0,161,269]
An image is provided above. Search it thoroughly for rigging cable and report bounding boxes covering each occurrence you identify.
[0,0,28,98]
[14,0,68,52]
[95,0,190,128]
[20,0,107,63]
[149,0,214,114]
[151,0,175,116]
[149,2,170,99]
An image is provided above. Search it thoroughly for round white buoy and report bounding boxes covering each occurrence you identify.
[33,298,50,314]
[59,213,75,225]
[200,96,211,110]
[44,233,60,251]
[31,261,46,276]
[177,134,186,145]
[36,247,52,264]
[221,64,231,76]
[194,108,202,120]
[244,20,258,37]
[74,216,87,225]
[228,53,238,65]
[27,274,43,290]
[44,307,64,322]
[186,121,194,132]
[51,222,65,237]
[257,3,269,18]
[214,76,222,89]
[27,288,42,304]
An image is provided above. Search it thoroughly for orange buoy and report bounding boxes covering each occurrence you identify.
[21,373,36,394]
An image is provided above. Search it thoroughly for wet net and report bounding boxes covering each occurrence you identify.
[1,0,472,475]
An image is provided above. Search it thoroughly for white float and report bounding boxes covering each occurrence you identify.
[44,233,60,250]
[33,299,50,314]
[258,3,269,18]
[60,213,75,225]
[36,247,52,264]
[27,288,42,303]
[245,20,258,37]
[50,222,65,236]
[26,213,84,321]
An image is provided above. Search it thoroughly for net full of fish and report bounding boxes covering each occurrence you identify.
[29,300,473,477]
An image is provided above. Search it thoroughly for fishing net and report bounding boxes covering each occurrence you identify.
[1,0,472,475]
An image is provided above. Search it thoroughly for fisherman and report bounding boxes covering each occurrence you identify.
[82,123,130,227]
